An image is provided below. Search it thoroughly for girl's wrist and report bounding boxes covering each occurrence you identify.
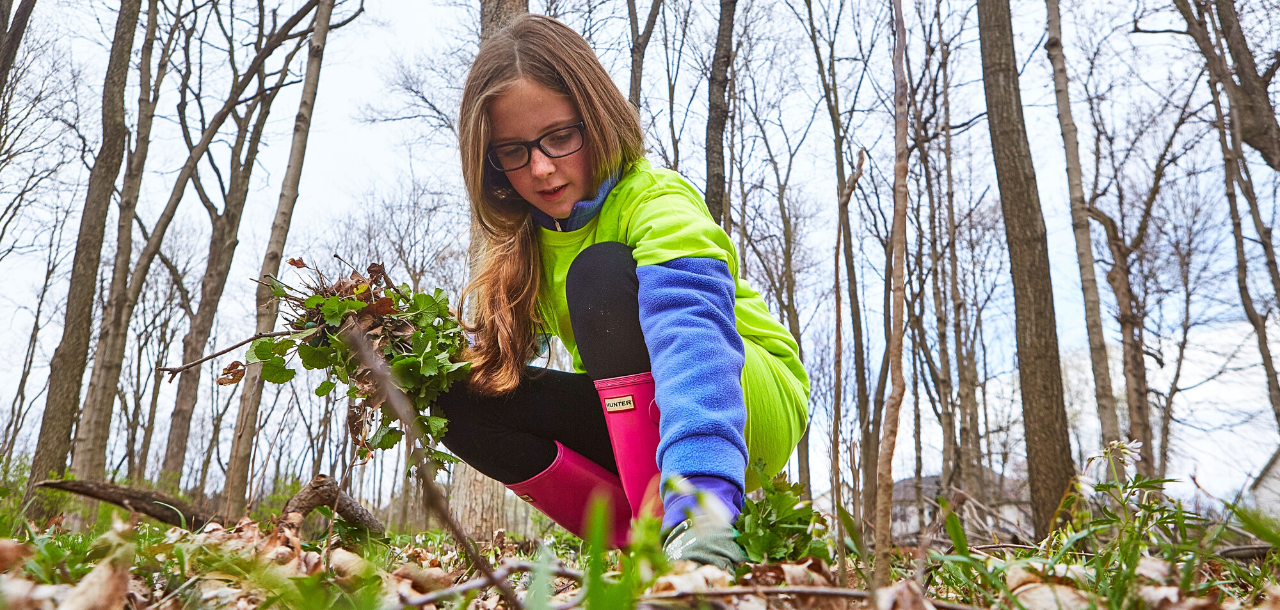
[660,474,743,532]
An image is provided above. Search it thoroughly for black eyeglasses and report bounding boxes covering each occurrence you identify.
[487,122,586,172]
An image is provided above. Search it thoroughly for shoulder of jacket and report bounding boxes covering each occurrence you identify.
[616,160,702,206]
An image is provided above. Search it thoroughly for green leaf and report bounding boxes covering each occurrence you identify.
[268,277,289,297]
[431,449,460,464]
[370,425,403,450]
[297,343,331,370]
[321,296,367,327]
[423,416,449,439]
[271,339,295,357]
[419,355,439,376]
[1236,508,1280,549]
[412,330,433,356]
[390,357,423,388]
[261,356,296,384]
[304,295,324,309]
[942,499,969,556]
[315,380,337,397]
[247,338,277,364]
[289,327,320,343]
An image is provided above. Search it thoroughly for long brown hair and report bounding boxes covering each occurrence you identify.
[458,14,644,395]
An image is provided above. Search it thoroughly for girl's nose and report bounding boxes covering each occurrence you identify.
[529,148,555,177]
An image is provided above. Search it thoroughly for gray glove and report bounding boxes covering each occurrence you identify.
[662,516,746,572]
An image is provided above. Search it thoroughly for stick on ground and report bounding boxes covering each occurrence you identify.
[37,475,384,535]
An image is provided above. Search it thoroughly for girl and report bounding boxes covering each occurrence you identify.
[437,14,809,570]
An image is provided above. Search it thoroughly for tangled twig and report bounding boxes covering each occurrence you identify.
[156,330,293,381]
[639,586,981,610]
[341,328,522,609]
[399,559,584,607]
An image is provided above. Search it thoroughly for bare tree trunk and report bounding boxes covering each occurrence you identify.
[134,315,172,483]
[226,0,335,519]
[1043,0,1120,447]
[480,0,526,38]
[940,24,979,495]
[25,0,142,520]
[975,0,1073,539]
[450,462,507,540]
[0,0,37,99]
[625,0,662,111]
[798,0,870,527]
[197,387,236,498]
[704,0,735,224]
[1099,244,1155,473]
[1085,90,1191,477]
[450,0,532,539]
[831,222,846,586]
[160,5,311,487]
[1209,76,1280,425]
[874,0,908,584]
[1170,0,1280,170]
[71,0,170,518]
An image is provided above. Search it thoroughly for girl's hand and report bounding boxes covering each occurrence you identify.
[662,515,745,572]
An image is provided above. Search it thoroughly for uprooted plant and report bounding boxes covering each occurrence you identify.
[211,258,471,477]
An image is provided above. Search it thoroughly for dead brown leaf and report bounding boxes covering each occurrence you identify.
[287,257,307,268]
[1012,583,1094,610]
[1137,557,1174,583]
[0,572,67,609]
[60,547,133,610]
[0,539,32,573]
[650,561,733,594]
[216,361,245,386]
[368,297,396,317]
[393,565,454,594]
[877,580,936,610]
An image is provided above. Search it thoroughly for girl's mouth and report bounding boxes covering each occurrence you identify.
[538,184,567,201]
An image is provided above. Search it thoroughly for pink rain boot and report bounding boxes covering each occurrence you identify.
[506,441,631,548]
[594,372,665,522]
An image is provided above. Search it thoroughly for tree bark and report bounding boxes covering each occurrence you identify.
[1043,0,1121,449]
[226,0,335,519]
[37,475,382,534]
[0,0,37,99]
[451,0,532,540]
[703,0,735,225]
[480,0,526,39]
[831,220,846,586]
[975,0,1073,539]
[1170,0,1280,170]
[450,462,507,540]
[24,0,142,520]
[70,0,169,515]
[874,0,908,585]
[159,4,312,487]
[625,0,662,111]
[1209,76,1280,426]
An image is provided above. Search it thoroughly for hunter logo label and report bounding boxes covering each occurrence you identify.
[604,395,636,412]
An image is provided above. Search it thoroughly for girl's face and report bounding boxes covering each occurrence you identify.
[488,78,593,219]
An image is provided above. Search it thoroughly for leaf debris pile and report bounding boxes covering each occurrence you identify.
[225,259,470,466]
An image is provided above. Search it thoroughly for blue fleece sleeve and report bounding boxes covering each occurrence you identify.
[635,257,748,505]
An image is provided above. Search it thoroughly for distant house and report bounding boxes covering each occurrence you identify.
[890,469,1033,544]
[1251,446,1280,516]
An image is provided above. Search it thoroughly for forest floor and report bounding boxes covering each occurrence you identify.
[0,447,1278,609]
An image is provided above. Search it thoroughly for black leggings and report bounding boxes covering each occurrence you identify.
[436,242,651,483]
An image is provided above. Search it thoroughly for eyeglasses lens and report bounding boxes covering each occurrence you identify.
[489,125,583,171]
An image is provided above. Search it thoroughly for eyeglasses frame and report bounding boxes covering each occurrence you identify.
[486,121,587,172]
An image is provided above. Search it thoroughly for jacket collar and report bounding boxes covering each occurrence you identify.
[529,170,622,232]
